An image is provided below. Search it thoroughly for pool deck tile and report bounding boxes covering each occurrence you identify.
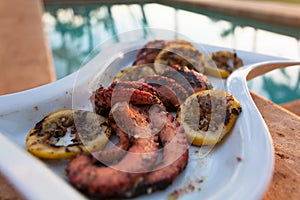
[162,0,300,28]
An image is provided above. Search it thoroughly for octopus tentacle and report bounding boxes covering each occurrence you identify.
[132,39,194,66]
[130,114,189,197]
[92,122,130,165]
[66,102,165,198]
[133,40,168,65]
[91,81,162,116]
[161,65,213,93]
[139,75,189,111]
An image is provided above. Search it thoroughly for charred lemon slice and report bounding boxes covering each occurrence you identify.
[154,44,205,74]
[177,90,242,146]
[113,64,156,82]
[204,50,243,78]
[26,110,111,159]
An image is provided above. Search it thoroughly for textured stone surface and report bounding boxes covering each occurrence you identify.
[251,92,300,200]
[0,0,55,95]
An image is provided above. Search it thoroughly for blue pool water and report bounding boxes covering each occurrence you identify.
[43,2,300,104]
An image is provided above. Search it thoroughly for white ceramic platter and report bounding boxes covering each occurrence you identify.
[1,41,297,200]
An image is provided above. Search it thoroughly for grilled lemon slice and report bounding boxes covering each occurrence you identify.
[154,44,205,74]
[113,64,156,82]
[26,110,111,159]
[204,50,243,78]
[177,90,241,146]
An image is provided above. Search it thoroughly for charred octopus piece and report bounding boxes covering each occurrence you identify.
[90,81,162,116]
[130,114,189,197]
[133,40,169,65]
[67,102,162,198]
[161,65,213,93]
[92,121,130,165]
[133,39,199,67]
[138,75,189,111]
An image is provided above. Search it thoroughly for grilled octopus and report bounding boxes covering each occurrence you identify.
[66,102,161,198]
[90,81,163,165]
[130,113,189,197]
[90,81,162,116]
[138,65,213,111]
[133,39,194,65]
[133,40,169,65]
[67,79,190,198]
[92,121,130,165]
[67,103,189,198]
[138,75,189,111]
[161,65,213,93]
